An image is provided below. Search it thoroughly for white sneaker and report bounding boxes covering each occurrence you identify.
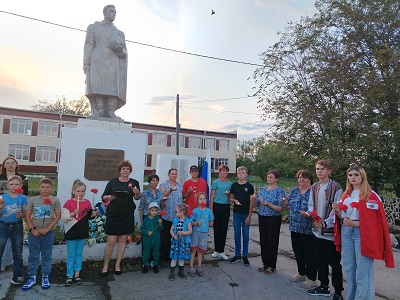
[211,251,219,258]
[219,252,229,260]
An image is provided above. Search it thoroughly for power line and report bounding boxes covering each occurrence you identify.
[182,95,258,104]
[162,104,175,125]
[179,106,203,128]
[180,105,261,116]
[0,10,263,67]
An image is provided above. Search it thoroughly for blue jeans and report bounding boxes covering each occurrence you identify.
[27,230,54,277]
[233,213,250,257]
[66,239,86,277]
[342,226,374,300]
[0,221,24,278]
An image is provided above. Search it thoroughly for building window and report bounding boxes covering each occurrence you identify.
[218,158,229,167]
[10,118,32,135]
[152,133,167,146]
[219,139,230,151]
[204,138,216,150]
[38,121,59,137]
[188,136,202,149]
[171,135,185,148]
[8,144,30,161]
[36,146,57,162]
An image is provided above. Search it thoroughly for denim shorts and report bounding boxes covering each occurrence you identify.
[190,230,208,252]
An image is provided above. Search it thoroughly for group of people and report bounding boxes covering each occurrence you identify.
[0,156,395,300]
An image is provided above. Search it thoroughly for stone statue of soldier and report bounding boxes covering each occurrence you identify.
[83,5,128,120]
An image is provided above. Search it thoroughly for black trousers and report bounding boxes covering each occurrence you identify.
[160,219,172,260]
[313,236,343,293]
[258,215,281,269]
[213,203,230,253]
[291,231,317,280]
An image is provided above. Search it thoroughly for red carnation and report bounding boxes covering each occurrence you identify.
[309,211,318,218]
[350,202,359,210]
[128,182,133,188]
[15,188,24,194]
[90,188,98,194]
[313,216,322,222]
[200,202,207,208]
[187,210,194,216]
[339,203,348,211]
[43,198,52,205]
[160,211,167,216]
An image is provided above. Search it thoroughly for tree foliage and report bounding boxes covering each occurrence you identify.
[253,0,400,195]
[32,96,91,116]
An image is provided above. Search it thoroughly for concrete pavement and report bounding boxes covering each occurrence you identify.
[1,213,399,299]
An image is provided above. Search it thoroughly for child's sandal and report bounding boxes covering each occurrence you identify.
[65,277,73,286]
[74,277,83,285]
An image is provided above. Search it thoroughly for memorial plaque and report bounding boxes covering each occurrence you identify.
[84,148,124,181]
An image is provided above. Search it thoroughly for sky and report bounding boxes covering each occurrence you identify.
[0,0,317,140]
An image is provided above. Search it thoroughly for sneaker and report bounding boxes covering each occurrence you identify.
[150,261,154,268]
[290,274,307,282]
[196,267,203,276]
[153,265,159,273]
[306,285,330,297]
[229,256,241,264]
[333,294,343,300]
[22,277,36,291]
[211,251,219,258]
[11,277,24,285]
[41,276,50,290]
[188,268,196,277]
[301,279,319,289]
[219,253,229,261]
[242,257,250,266]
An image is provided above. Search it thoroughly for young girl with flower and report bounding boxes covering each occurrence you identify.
[23,178,61,291]
[169,203,192,281]
[62,180,97,286]
[333,165,394,300]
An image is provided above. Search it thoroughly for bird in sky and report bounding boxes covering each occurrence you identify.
[211,9,215,15]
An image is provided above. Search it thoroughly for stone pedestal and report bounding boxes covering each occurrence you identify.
[57,119,146,220]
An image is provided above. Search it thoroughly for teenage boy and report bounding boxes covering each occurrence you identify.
[22,178,61,291]
[182,165,207,210]
[229,166,255,266]
[210,165,232,260]
[0,175,28,285]
[303,160,343,300]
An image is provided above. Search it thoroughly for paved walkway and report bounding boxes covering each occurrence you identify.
[0,213,399,299]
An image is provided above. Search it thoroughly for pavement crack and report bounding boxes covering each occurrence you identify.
[217,264,238,299]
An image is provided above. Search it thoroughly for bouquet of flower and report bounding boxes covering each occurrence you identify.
[88,215,107,246]
[133,222,141,244]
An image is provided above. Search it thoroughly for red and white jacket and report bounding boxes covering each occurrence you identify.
[334,189,394,268]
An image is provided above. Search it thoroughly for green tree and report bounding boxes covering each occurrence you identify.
[253,0,400,195]
[32,96,91,116]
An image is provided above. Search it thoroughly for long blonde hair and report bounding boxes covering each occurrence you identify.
[341,165,371,201]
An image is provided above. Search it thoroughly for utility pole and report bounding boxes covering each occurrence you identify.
[176,94,180,155]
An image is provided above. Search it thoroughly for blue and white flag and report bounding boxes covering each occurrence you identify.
[200,149,211,206]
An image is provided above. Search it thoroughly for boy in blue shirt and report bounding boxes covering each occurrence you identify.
[188,192,214,276]
[0,175,28,285]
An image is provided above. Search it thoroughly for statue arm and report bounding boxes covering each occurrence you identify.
[83,25,95,73]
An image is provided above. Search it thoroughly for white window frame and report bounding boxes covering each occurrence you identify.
[188,136,202,149]
[218,158,229,167]
[8,144,30,161]
[171,134,185,148]
[204,138,216,150]
[36,146,57,162]
[219,139,230,151]
[10,118,32,135]
[38,120,59,137]
[152,133,167,146]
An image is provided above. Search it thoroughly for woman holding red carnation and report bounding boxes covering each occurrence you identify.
[333,165,394,300]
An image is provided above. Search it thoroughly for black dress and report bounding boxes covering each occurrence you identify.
[102,177,139,235]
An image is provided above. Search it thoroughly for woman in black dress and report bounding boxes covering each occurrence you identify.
[101,160,141,276]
